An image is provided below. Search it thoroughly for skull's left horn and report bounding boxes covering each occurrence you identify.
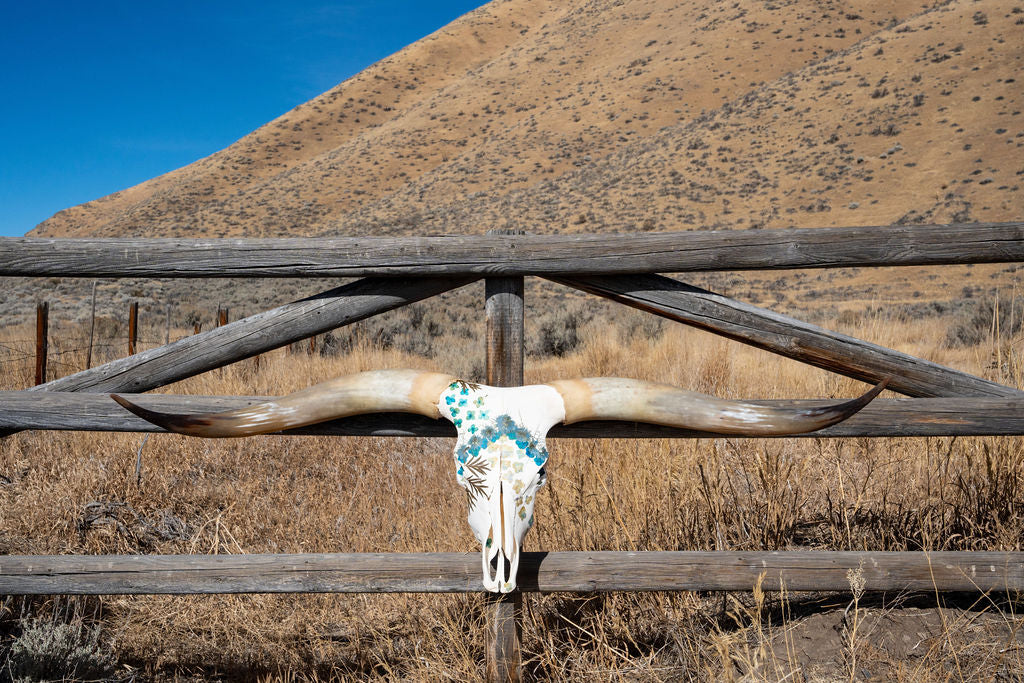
[547,377,887,435]
[111,369,455,437]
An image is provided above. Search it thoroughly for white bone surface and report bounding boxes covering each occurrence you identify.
[437,381,565,592]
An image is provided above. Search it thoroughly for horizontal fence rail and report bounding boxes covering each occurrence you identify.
[2,222,1022,278]
[2,551,1021,595]
[5,393,1024,438]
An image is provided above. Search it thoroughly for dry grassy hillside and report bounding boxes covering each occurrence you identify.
[388,0,1022,233]
[32,0,1020,243]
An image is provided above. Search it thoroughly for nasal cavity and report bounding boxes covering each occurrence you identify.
[486,484,513,583]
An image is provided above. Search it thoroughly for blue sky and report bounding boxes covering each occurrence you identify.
[0,1,482,237]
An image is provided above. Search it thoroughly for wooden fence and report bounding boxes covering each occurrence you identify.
[3,222,1024,681]
[17,300,276,386]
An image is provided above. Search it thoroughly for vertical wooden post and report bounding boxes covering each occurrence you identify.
[309,334,317,355]
[485,230,525,683]
[128,302,139,355]
[35,302,48,386]
[216,308,228,375]
[86,281,97,369]
[486,278,525,386]
[164,303,171,346]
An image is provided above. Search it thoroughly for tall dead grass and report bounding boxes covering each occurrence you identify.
[1,306,1023,680]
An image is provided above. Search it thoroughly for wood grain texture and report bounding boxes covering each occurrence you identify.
[1,551,1019,594]
[553,273,1023,399]
[6,392,1024,438]
[0,277,475,441]
[2,223,1022,277]
[484,238,526,682]
[487,592,522,683]
[485,278,525,389]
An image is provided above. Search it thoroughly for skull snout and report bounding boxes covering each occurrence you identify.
[476,470,545,593]
[482,481,518,592]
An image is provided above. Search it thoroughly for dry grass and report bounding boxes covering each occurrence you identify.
[2,305,1024,680]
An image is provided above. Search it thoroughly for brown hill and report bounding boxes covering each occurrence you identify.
[23,0,1023,324]
[35,0,1022,242]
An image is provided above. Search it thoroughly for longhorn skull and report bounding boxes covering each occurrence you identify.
[112,369,885,592]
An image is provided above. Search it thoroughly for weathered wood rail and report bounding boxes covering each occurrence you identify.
[2,222,1022,277]
[6,393,1024,438]
[3,551,1020,595]
[4,223,1024,681]
[23,276,476,395]
[552,273,1022,398]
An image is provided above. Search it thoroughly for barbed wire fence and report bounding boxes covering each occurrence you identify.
[0,301,320,389]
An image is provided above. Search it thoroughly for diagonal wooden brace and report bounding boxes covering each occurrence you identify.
[1,276,478,438]
[550,273,1023,399]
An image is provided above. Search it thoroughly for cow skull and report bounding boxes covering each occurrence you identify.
[112,369,885,592]
[440,380,564,591]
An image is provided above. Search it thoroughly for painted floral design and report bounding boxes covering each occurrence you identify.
[440,382,549,517]
[454,415,547,468]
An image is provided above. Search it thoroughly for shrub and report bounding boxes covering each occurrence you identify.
[529,305,591,357]
[183,310,203,329]
[6,616,114,682]
[946,296,1024,348]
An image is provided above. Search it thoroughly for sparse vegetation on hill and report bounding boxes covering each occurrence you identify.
[28,0,1021,246]
[11,0,1020,327]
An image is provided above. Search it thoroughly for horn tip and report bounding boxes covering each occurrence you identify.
[863,377,890,402]
[110,393,202,434]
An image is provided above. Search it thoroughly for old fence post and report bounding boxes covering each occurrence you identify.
[35,301,48,385]
[216,307,229,376]
[164,303,171,346]
[128,302,139,356]
[485,230,525,682]
[86,280,97,369]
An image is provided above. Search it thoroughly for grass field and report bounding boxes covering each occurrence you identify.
[2,300,1023,680]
